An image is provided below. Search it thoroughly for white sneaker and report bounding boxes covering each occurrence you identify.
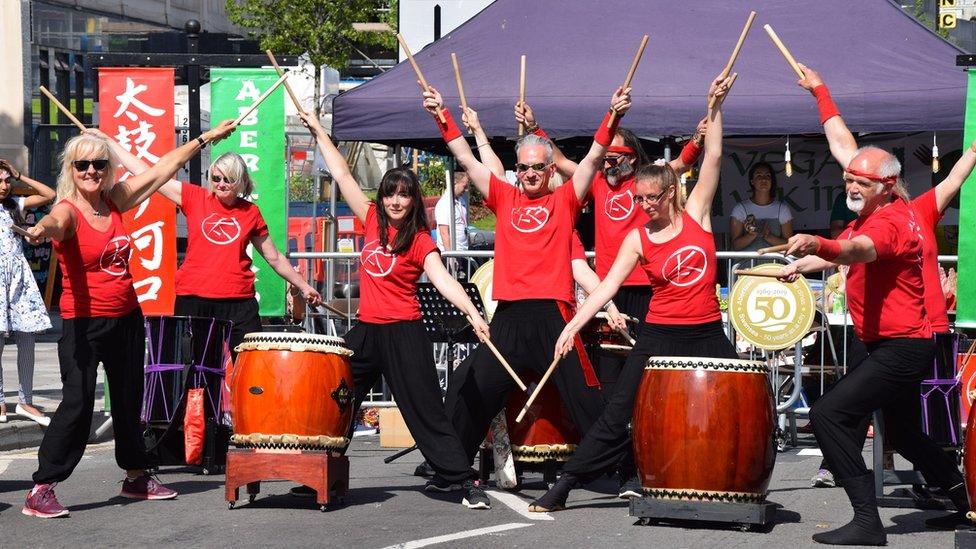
[16,404,50,427]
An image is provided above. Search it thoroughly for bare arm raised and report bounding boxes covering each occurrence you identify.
[685,73,735,229]
[423,86,495,198]
[298,111,371,223]
[796,64,857,169]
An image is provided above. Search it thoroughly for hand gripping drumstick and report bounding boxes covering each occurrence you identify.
[763,24,805,79]
[615,326,637,346]
[39,86,86,131]
[397,33,446,123]
[266,50,306,115]
[516,355,561,423]
[708,11,756,110]
[757,243,791,255]
[233,72,290,125]
[517,55,526,135]
[467,316,527,391]
[607,35,649,128]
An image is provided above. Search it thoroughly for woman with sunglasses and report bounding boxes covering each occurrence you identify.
[529,72,736,512]
[21,121,237,518]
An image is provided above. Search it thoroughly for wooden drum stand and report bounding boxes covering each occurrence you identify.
[225,448,349,512]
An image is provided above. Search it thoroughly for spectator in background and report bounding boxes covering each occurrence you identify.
[435,169,470,252]
[730,162,794,251]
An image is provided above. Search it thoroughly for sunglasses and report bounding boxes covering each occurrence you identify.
[72,159,109,172]
[210,174,236,185]
[515,162,551,173]
[602,155,630,167]
[634,189,669,204]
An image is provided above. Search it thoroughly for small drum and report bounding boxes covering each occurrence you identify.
[580,312,637,355]
[633,357,776,503]
[231,332,355,451]
[504,372,580,462]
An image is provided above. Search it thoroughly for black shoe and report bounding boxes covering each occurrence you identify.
[424,474,462,493]
[811,473,886,546]
[529,473,577,512]
[461,479,490,510]
[617,475,641,499]
[414,461,435,478]
[289,485,316,498]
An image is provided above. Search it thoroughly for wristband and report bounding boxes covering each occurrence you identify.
[812,84,840,125]
[531,125,550,140]
[678,139,702,166]
[594,111,619,147]
[196,136,208,149]
[815,236,842,261]
[434,107,462,143]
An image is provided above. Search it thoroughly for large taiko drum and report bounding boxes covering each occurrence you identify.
[504,372,580,462]
[633,357,776,503]
[231,332,355,451]
[964,396,976,519]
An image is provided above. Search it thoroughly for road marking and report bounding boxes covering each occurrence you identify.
[382,522,531,549]
[0,460,9,476]
[487,489,555,521]
[798,448,823,456]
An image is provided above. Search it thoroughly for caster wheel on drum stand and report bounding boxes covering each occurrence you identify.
[228,501,235,510]
[202,468,211,476]
[319,505,329,513]
[248,494,257,504]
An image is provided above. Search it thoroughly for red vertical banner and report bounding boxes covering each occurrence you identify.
[97,67,177,315]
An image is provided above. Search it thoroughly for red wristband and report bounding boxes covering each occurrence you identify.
[434,108,462,143]
[594,111,619,147]
[532,126,550,140]
[812,84,840,125]
[678,140,702,166]
[815,236,842,261]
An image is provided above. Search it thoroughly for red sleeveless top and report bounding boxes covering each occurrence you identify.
[54,199,139,319]
[637,211,721,325]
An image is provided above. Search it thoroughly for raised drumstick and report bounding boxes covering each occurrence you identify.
[709,12,756,109]
[39,86,86,131]
[518,55,526,135]
[233,71,290,125]
[763,24,805,79]
[757,243,791,255]
[515,355,560,423]
[450,53,471,134]
[266,50,306,115]
[467,316,527,391]
[608,34,649,128]
[397,33,446,123]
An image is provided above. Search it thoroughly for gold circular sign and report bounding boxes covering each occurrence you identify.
[729,263,816,351]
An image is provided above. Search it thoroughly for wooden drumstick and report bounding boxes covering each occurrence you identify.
[233,71,290,125]
[266,50,306,115]
[757,243,791,255]
[39,86,86,131]
[450,53,471,134]
[709,12,756,110]
[397,33,446,123]
[11,225,31,238]
[763,24,805,79]
[516,355,560,423]
[467,316,527,391]
[615,326,637,346]
[733,268,783,279]
[518,55,526,135]
[608,34,649,128]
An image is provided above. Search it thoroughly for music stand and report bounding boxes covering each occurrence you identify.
[383,282,485,464]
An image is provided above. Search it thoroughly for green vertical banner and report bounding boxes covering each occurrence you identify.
[210,68,287,316]
[958,70,976,327]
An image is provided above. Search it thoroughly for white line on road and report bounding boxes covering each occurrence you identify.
[797,448,823,456]
[487,489,555,521]
[0,460,9,476]
[382,522,532,549]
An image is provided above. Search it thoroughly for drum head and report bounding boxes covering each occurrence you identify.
[470,260,496,321]
[645,356,768,374]
[729,263,816,351]
[237,332,352,356]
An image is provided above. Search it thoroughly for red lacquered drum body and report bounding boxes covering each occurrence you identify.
[231,332,354,451]
[632,357,776,503]
[505,372,580,462]
[965,402,976,516]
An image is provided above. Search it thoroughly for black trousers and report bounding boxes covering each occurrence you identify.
[174,295,262,358]
[810,337,964,490]
[563,320,737,478]
[344,320,474,483]
[593,285,652,399]
[445,300,606,464]
[34,308,149,484]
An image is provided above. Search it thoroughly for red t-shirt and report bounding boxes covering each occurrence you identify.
[637,211,721,325]
[54,200,139,319]
[176,182,270,299]
[590,172,651,286]
[486,176,580,303]
[357,204,438,323]
[839,199,931,342]
[910,188,949,332]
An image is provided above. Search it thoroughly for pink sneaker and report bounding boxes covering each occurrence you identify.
[120,474,178,500]
[22,483,70,518]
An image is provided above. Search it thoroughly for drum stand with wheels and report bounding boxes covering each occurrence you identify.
[630,497,778,531]
[225,448,349,512]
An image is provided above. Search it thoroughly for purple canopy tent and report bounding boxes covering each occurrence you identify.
[332,0,966,144]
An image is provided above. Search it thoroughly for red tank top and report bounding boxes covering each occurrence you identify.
[54,199,139,319]
[638,211,721,324]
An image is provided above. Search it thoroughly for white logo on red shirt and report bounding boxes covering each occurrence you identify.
[99,236,132,276]
[510,206,550,233]
[661,245,707,287]
[361,239,396,277]
[201,213,242,245]
[604,190,635,221]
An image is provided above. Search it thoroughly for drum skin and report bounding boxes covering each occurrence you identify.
[231,337,354,445]
[632,357,776,502]
[505,372,580,462]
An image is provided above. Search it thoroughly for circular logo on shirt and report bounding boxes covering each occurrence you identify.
[510,205,551,233]
[604,190,635,221]
[729,263,816,351]
[361,239,396,277]
[99,236,132,276]
[201,213,242,245]
[661,245,708,287]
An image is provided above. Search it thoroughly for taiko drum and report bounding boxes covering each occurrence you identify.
[231,332,354,451]
[965,399,976,517]
[632,357,776,503]
[505,372,580,462]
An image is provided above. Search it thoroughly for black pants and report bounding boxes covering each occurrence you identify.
[563,320,737,478]
[811,337,964,490]
[344,320,474,483]
[174,295,262,358]
[445,300,606,464]
[34,308,149,484]
[593,285,652,399]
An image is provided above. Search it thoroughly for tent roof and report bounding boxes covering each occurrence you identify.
[332,0,966,145]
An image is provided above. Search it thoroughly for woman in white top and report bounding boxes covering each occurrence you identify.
[729,161,793,252]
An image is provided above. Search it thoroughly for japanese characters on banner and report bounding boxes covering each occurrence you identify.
[210,68,287,316]
[97,67,177,315]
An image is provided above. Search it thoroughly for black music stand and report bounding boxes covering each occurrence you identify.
[383,282,485,464]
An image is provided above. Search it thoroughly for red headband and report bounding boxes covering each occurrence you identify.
[606,145,635,155]
[844,167,898,186]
